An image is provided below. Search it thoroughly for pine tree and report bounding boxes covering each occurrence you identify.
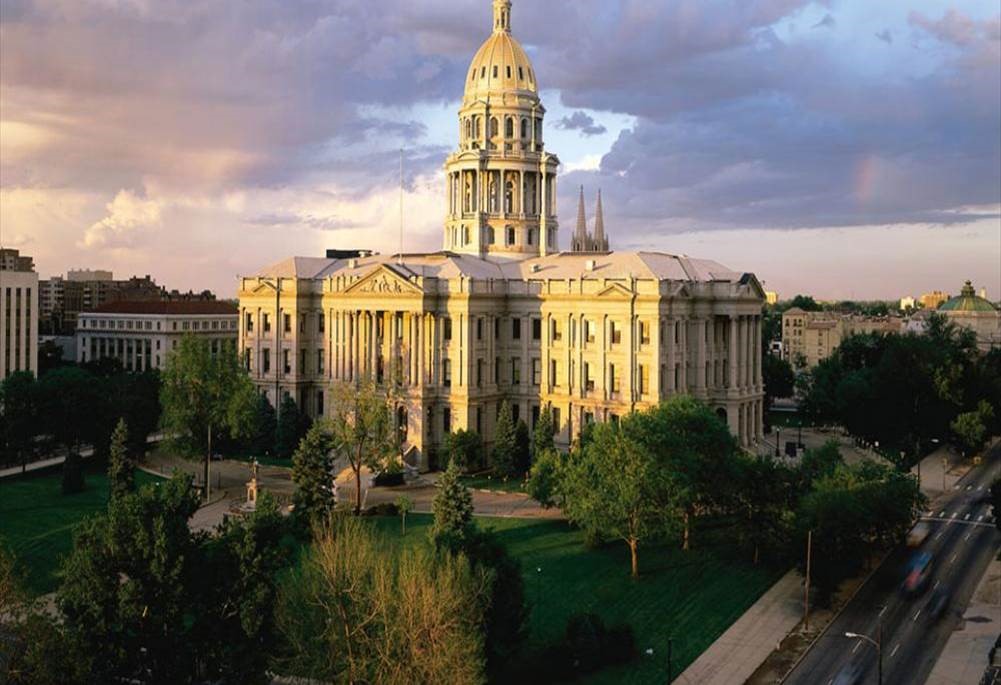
[431,462,474,547]
[532,404,555,457]
[492,402,518,478]
[291,420,336,530]
[514,420,531,475]
[275,395,303,459]
[107,418,135,500]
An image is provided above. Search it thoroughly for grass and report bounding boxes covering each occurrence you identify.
[334,514,784,684]
[459,473,529,494]
[0,465,163,596]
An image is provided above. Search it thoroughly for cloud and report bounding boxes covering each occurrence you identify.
[875,29,893,44]
[909,9,979,47]
[812,14,836,30]
[82,189,162,248]
[555,111,608,136]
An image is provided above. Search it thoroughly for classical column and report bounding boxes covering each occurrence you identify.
[696,318,707,393]
[732,316,740,390]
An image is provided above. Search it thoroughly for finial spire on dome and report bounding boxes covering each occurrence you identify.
[493,0,512,34]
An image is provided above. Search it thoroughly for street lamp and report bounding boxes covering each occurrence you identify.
[844,621,882,685]
[775,427,782,458]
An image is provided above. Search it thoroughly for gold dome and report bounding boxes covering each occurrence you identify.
[464,1,538,102]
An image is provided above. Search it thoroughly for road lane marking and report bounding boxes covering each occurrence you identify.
[951,512,958,519]
[852,640,862,653]
[920,517,995,529]
[939,510,947,517]
[965,513,971,521]
[879,605,888,617]
[949,553,958,565]
[933,580,940,590]
[891,644,901,658]
[966,485,973,490]
[965,532,972,541]
[979,515,985,522]
[914,609,922,621]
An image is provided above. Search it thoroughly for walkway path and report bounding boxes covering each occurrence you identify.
[675,570,803,685]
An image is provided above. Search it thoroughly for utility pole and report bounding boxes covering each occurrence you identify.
[804,529,812,632]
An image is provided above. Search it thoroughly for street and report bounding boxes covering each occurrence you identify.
[785,444,1000,685]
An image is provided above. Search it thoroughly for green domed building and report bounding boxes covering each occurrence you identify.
[938,281,1000,352]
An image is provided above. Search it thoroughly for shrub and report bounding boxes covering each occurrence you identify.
[373,471,405,487]
[363,502,400,517]
[517,612,635,682]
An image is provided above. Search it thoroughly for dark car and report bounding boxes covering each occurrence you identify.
[927,587,951,621]
[832,661,863,685]
[903,551,934,595]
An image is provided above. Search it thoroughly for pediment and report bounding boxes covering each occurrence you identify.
[737,273,767,299]
[344,265,422,296]
[596,283,635,299]
[250,281,278,295]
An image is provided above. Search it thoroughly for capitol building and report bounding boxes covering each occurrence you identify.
[238,0,765,467]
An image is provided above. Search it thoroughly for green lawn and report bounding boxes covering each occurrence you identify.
[0,466,163,595]
[459,473,529,494]
[362,514,784,684]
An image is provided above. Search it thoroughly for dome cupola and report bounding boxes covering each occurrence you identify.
[464,0,539,104]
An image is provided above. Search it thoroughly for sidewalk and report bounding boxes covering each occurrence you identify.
[926,556,1001,685]
[675,570,803,685]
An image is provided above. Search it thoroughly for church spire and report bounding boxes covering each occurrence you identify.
[574,185,588,251]
[594,189,608,251]
[493,0,512,34]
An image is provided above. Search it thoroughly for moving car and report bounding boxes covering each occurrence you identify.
[927,586,951,620]
[903,551,934,595]
[832,661,863,685]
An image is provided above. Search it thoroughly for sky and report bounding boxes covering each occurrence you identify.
[1,0,999,301]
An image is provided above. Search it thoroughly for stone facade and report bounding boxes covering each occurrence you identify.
[0,251,38,380]
[76,301,238,371]
[237,0,765,468]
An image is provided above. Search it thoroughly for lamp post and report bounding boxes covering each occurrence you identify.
[775,427,782,458]
[844,618,882,685]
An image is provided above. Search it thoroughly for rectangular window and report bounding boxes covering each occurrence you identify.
[477,317,483,341]
[511,357,521,385]
[610,364,620,394]
[639,364,649,395]
[443,407,452,434]
[551,319,562,342]
[495,357,501,385]
[477,359,484,388]
[317,391,324,417]
[512,318,521,340]
[443,317,453,341]
[550,359,558,387]
[640,320,650,345]
[443,359,452,387]
[585,320,595,344]
[244,349,252,371]
[283,350,291,374]
[284,314,292,334]
[318,313,325,333]
[263,314,271,333]
[552,407,561,434]
[610,321,622,345]
[532,358,541,386]
[300,348,307,375]
[584,362,595,391]
[494,317,500,340]
[262,349,271,374]
[532,318,542,341]
[317,349,325,375]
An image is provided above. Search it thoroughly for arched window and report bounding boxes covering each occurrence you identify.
[493,66,498,78]
[520,118,528,139]
[506,66,512,79]
[490,117,499,138]
[464,118,471,140]
[505,117,514,138]
[474,116,481,139]
[505,180,515,214]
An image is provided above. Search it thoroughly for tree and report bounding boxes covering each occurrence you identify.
[396,496,413,535]
[492,401,519,478]
[533,404,555,456]
[160,337,258,500]
[291,420,336,530]
[327,381,396,516]
[275,394,307,459]
[514,420,532,475]
[247,393,277,457]
[638,396,741,550]
[736,455,797,565]
[36,367,105,494]
[431,461,475,547]
[0,371,38,471]
[443,429,482,472]
[197,493,290,685]
[763,353,795,426]
[276,517,489,684]
[559,412,680,577]
[526,448,563,509]
[107,418,135,500]
[789,294,821,311]
[58,474,202,684]
[951,401,994,456]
